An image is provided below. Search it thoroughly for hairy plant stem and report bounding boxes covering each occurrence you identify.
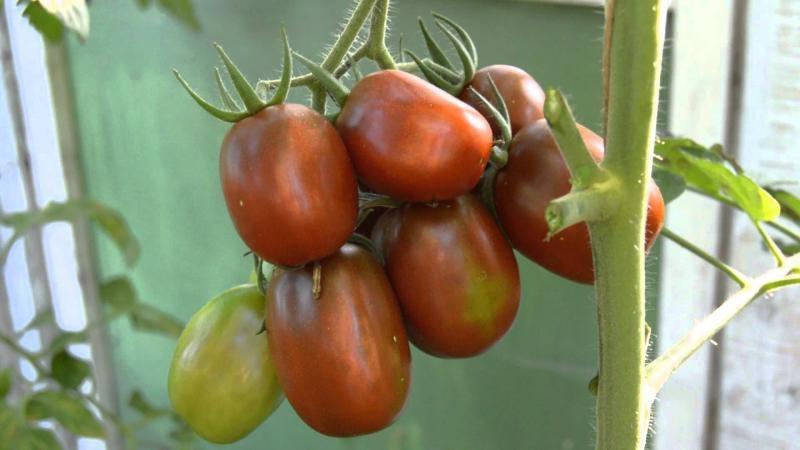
[645,253,800,403]
[592,0,668,448]
[660,227,749,287]
[309,0,378,112]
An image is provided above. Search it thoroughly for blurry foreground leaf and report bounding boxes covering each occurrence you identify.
[51,350,92,390]
[129,304,184,339]
[0,200,140,268]
[25,391,104,438]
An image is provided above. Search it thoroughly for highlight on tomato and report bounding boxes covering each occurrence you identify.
[493,119,666,284]
[265,243,411,437]
[168,285,284,444]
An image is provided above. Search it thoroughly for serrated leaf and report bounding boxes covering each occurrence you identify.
[22,3,64,42]
[0,200,140,268]
[36,0,90,40]
[655,138,781,221]
[0,369,11,399]
[652,166,686,204]
[51,350,91,390]
[12,427,61,450]
[129,304,184,339]
[47,331,87,355]
[25,391,104,438]
[99,277,138,316]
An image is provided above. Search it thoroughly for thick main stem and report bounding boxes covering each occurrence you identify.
[592,0,668,449]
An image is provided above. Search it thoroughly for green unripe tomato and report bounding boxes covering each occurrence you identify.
[168,284,283,444]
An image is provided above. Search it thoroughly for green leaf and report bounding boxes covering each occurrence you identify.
[158,0,199,30]
[655,138,781,221]
[51,350,91,390]
[135,0,199,30]
[25,391,104,438]
[99,277,138,316]
[651,165,686,204]
[129,304,184,339]
[0,404,23,450]
[47,332,87,354]
[20,307,54,335]
[128,390,169,418]
[0,199,140,268]
[767,188,800,224]
[22,3,65,43]
[11,427,61,450]
[0,369,11,399]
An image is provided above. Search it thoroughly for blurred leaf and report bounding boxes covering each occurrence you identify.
[20,307,54,335]
[0,404,23,450]
[651,165,686,204]
[588,374,598,396]
[36,0,90,40]
[0,369,11,399]
[128,390,168,418]
[129,304,184,339]
[169,416,196,445]
[776,239,800,255]
[25,391,104,438]
[10,426,61,450]
[0,200,140,268]
[767,188,800,224]
[99,277,138,316]
[135,0,199,30]
[22,3,64,43]
[655,138,781,221]
[47,332,87,355]
[51,350,91,390]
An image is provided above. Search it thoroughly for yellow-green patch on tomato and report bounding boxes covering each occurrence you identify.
[168,284,283,444]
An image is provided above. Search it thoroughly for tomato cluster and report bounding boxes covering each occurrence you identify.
[168,11,665,443]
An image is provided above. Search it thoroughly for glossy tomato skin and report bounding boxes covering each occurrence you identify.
[168,285,283,444]
[221,103,358,266]
[265,244,411,437]
[460,65,546,137]
[494,119,665,284]
[372,195,520,358]
[336,70,493,202]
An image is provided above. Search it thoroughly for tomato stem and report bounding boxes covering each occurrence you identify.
[589,0,668,449]
[366,0,397,70]
[644,253,800,405]
[544,184,616,238]
[660,227,749,287]
[543,89,602,185]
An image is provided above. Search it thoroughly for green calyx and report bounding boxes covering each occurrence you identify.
[174,26,293,123]
[294,52,351,107]
[408,13,477,95]
[465,75,512,168]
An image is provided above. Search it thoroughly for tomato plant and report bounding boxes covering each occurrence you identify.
[336,70,493,202]
[494,119,665,283]
[220,104,358,266]
[168,284,283,444]
[265,243,411,437]
[460,64,545,136]
[372,195,520,357]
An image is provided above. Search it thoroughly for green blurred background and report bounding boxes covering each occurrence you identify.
[67,0,666,448]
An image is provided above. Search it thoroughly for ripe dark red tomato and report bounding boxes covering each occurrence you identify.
[265,243,411,437]
[221,104,358,266]
[460,65,546,137]
[493,119,665,284]
[336,70,493,202]
[372,195,520,358]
